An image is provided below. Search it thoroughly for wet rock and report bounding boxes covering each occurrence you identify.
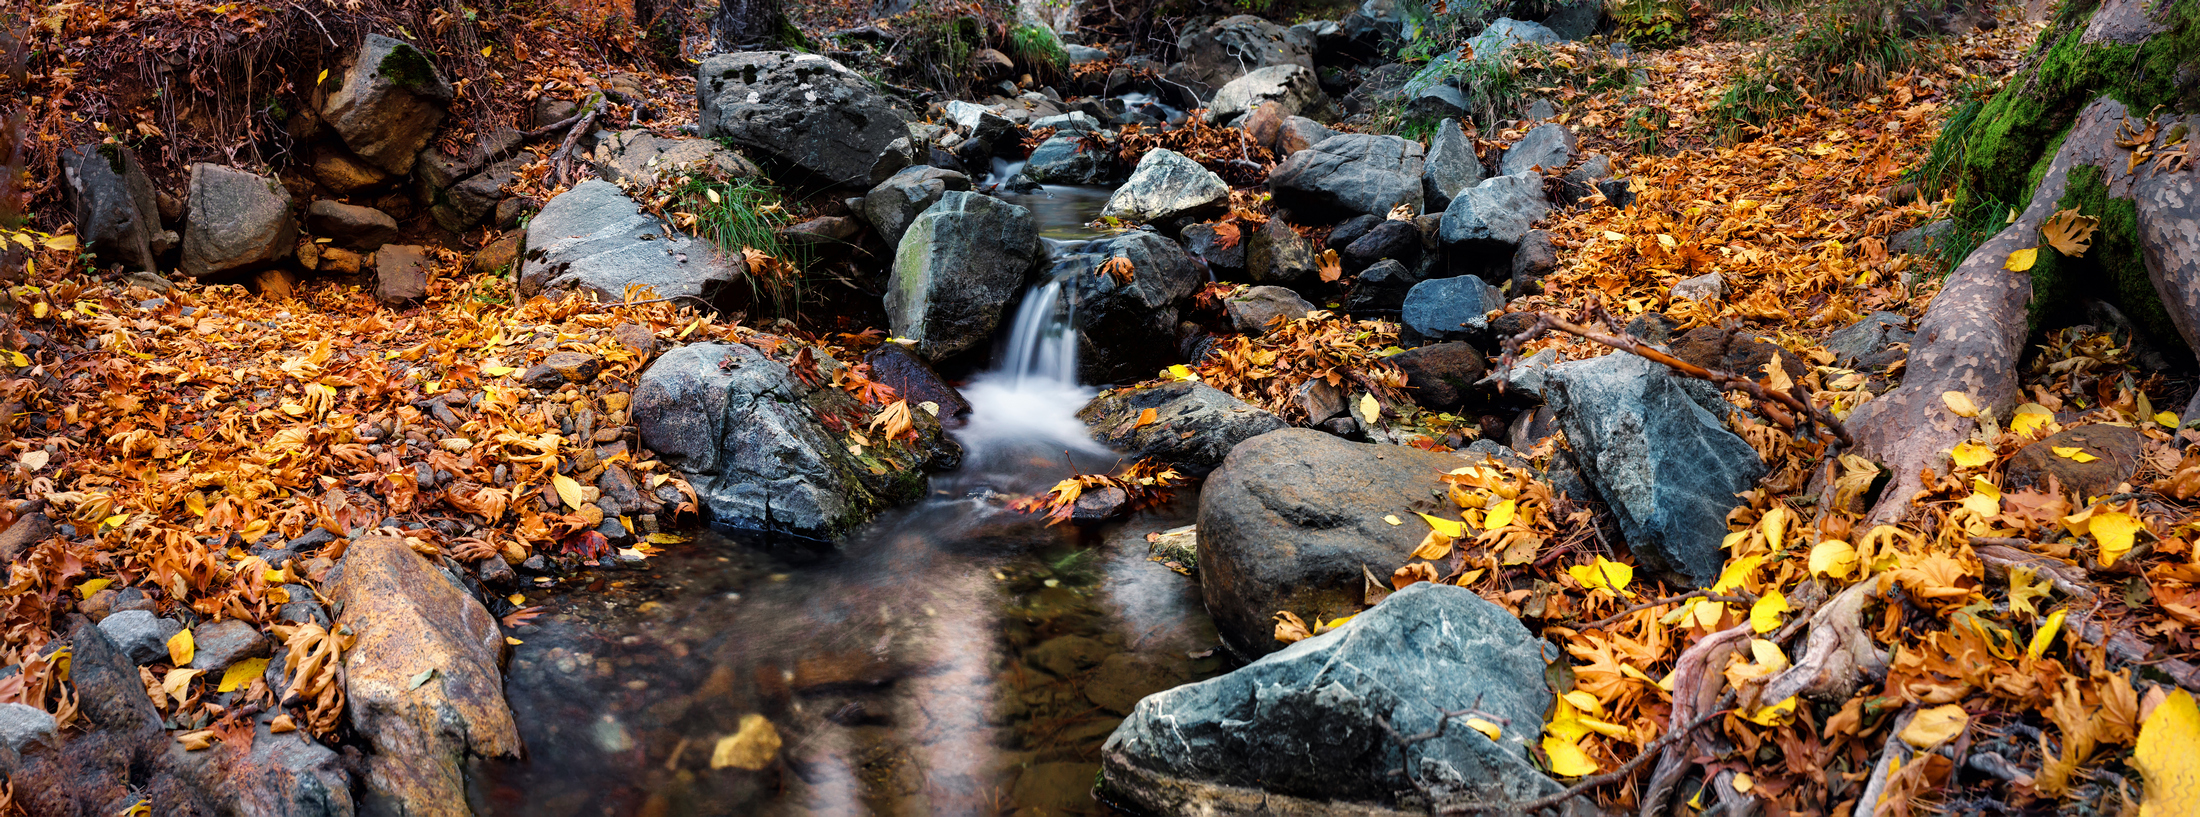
[429,155,525,232]
[322,34,454,175]
[863,342,972,421]
[2005,425,2147,500]
[333,535,519,817]
[1014,761,1105,813]
[862,165,974,249]
[1027,634,1112,677]
[1071,485,1133,523]
[1823,311,1913,372]
[0,703,56,755]
[1024,134,1116,185]
[374,244,432,307]
[886,191,1041,361]
[1170,15,1315,93]
[1079,381,1287,475]
[1277,115,1338,155]
[635,342,945,537]
[187,619,271,672]
[1268,134,1426,221]
[63,144,164,273]
[0,511,54,563]
[1246,218,1320,285]
[1341,218,1421,273]
[304,200,399,250]
[1102,583,1566,814]
[590,128,760,188]
[1670,271,1726,302]
[1421,118,1485,212]
[698,52,909,187]
[1102,149,1230,226]
[1059,231,1209,383]
[1468,17,1561,58]
[177,718,355,817]
[1225,286,1316,335]
[1393,343,1487,411]
[97,610,183,665]
[1209,65,1334,125]
[1342,258,1422,314]
[1439,172,1548,249]
[946,101,1018,152]
[181,164,298,278]
[1550,352,1766,587]
[519,180,745,302]
[1183,221,1248,277]
[1196,428,1471,657]
[1667,326,1809,381]
[1400,276,1503,346]
[523,352,602,387]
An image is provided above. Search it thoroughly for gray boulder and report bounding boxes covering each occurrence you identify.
[946,101,1018,149]
[1225,285,1316,335]
[428,155,525,233]
[1342,258,1423,314]
[1102,582,1565,816]
[635,342,948,537]
[1024,135,1115,185]
[1500,123,1578,176]
[1278,116,1338,155]
[1422,119,1486,212]
[1269,134,1426,221]
[1209,65,1335,125]
[1340,219,1421,273]
[62,144,165,273]
[1058,231,1208,382]
[0,703,56,755]
[1196,428,1473,657]
[304,200,399,250]
[1400,276,1504,346]
[1247,218,1321,285]
[96,610,183,665]
[1171,15,1315,94]
[1079,382,1286,475]
[1439,172,1548,247]
[862,166,974,248]
[321,34,454,175]
[1549,352,1767,587]
[886,191,1042,361]
[519,180,745,302]
[590,129,761,187]
[1102,149,1230,225]
[698,52,909,187]
[181,164,297,278]
[1539,0,1604,40]
[1468,18,1561,58]
[188,619,272,672]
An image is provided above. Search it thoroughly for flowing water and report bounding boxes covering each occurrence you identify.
[474,202,1224,816]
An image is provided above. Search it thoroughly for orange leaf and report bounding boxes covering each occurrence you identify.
[1135,407,1159,427]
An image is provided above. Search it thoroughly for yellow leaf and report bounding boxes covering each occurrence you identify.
[218,658,269,692]
[1900,704,1969,750]
[1962,477,2001,517]
[1741,695,1797,726]
[710,714,782,770]
[2008,566,2053,619]
[2052,446,2100,463]
[161,668,201,701]
[1761,505,1790,552]
[43,234,77,253]
[2012,403,2054,436]
[1950,442,1994,468]
[1750,589,1790,633]
[1750,638,1789,671]
[76,578,113,599]
[1942,391,1980,417]
[480,45,493,57]
[1542,735,1599,776]
[1484,499,1517,530]
[706,187,722,204]
[1383,514,1403,526]
[1567,556,1633,593]
[483,365,519,377]
[1165,364,1197,381]
[1691,598,1726,629]
[168,629,195,666]
[2136,689,2200,817]
[2158,411,2182,428]
[2004,247,2038,271]
[1809,539,1859,580]
[1712,555,1763,594]
[552,474,585,511]
[3,349,25,367]
[1416,512,1466,539]
[508,593,526,605]
[1733,772,1755,794]
[2027,609,2066,660]
[1357,393,1380,426]
[2092,511,2143,566]
[1465,717,1502,741]
[1409,530,1455,561]
[506,637,524,646]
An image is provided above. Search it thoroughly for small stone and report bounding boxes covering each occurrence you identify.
[522,352,601,388]
[1391,343,1488,411]
[1025,635,1110,678]
[1224,286,1315,335]
[0,702,58,754]
[189,619,273,672]
[476,556,517,589]
[612,324,657,357]
[2005,425,2146,500]
[96,610,184,665]
[0,511,55,563]
[374,244,432,307]
[1671,272,1726,302]
[305,200,400,250]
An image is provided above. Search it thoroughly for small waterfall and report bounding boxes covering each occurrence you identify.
[997,276,1077,388]
[954,253,1107,466]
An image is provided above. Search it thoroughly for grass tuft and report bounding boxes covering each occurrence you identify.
[673,173,808,318]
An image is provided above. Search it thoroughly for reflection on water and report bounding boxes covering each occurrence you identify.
[997,186,1115,241]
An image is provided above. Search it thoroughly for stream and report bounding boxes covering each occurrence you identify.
[472,185,1226,816]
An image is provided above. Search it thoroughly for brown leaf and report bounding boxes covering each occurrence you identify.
[1099,256,1135,285]
[1317,249,1343,283]
[1392,561,1440,589]
[2041,208,2100,258]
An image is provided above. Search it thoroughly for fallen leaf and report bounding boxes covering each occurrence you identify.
[2053,446,2100,463]
[1383,514,1403,526]
[1542,734,1599,776]
[168,629,195,666]
[2041,208,2100,257]
[1417,512,1467,539]
[408,668,438,689]
[1466,716,1503,741]
[1751,589,1790,633]
[552,474,586,511]
[1567,556,1632,593]
[1274,610,1312,644]
[1357,393,1380,425]
[1484,499,1517,530]
[1901,704,1969,749]
[76,577,112,599]
[711,714,782,770]
[2005,247,2038,271]
[218,658,269,692]
[2009,566,2053,619]
[2136,689,2200,816]
[2028,609,2067,660]
[1410,529,1456,561]
[2092,511,2143,566]
[1809,539,1859,580]
[1942,391,1980,418]
[1950,442,1994,469]
[1733,772,1755,793]
[1099,256,1136,285]
[2013,403,2055,436]
[1135,407,1159,427]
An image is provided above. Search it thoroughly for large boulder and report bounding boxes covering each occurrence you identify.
[1208,65,1335,126]
[1102,149,1230,225]
[321,34,455,176]
[697,52,909,188]
[62,144,165,272]
[1467,18,1561,58]
[1024,135,1116,185]
[1499,123,1579,176]
[1439,172,1548,248]
[1342,258,1424,315]
[1102,583,1566,815]
[1268,134,1426,221]
[1170,16,1315,94]
[1422,119,1486,212]
[589,129,761,187]
[1079,382,1287,474]
[180,164,297,278]
[1197,428,1470,657]
[885,191,1042,361]
[861,165,974,248]
[1400,276,1504,346]
[1246,218,1321,285]
[1549,352,1767,587]
[863,342,971,421]
[332,535,519,816]
[518,180,745,302]
[1057,231,1208,382]
[634,342,950,537]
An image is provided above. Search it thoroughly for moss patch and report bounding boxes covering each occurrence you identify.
[2028,164,2183,350]
[376,42,440,91]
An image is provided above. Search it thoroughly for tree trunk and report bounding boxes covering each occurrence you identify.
[711,0,787,53]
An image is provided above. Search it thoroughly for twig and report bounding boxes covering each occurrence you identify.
[546,92,605,186]
[1574,589,1757,631]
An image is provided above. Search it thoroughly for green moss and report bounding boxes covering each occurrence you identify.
[376,42,439,91]
[2030,164,2183,348]
[96,141,128,175]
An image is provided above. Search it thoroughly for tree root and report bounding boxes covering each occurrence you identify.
[1760,581,1889,706]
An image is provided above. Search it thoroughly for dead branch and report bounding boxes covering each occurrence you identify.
[1640,624,1753,816]
[1574,589,1758,632]
[1760,581,1889,705]
[546,91,605,186]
